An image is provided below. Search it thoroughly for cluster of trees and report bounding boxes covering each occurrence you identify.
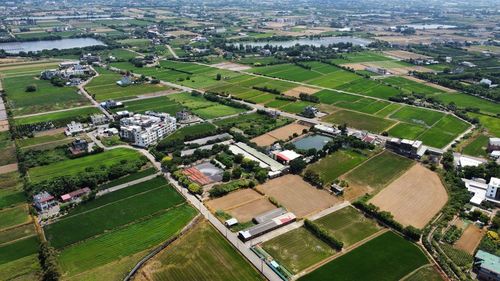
[25,84,37,92]
[25,156,148,197]
[413,71,500,102]
[39,241,60,281]
[304,219,343,250]
[303,170,323,187]
[251,86,282,95]
[209,179,255,198]
[299,93,319,103]
[171,170,202,195]
[353,199,422,241]
[294,62,312,70]
[203,92,251,110]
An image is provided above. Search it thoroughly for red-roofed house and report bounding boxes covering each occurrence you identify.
[60,187,91,203]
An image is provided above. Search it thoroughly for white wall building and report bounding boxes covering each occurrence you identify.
[119,111,176,148]
[463,177,500,205]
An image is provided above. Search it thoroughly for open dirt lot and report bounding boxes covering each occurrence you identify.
[205,188,261,211]
[369,164,448,229]
[383,50,432,60]
[454,225,485,254]
[251,122,310,147]
[212,62,251,71]
[227,198,276,222]
[256,174,340,218]
[205,189,276,222]
[284,86,320,98]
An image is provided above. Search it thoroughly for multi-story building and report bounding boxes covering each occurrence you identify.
[119,111,176,148]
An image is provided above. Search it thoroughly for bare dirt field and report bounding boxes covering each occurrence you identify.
[256,174,340,218]
[284,86,320,98]
[251,123,310,147]
[389,66,434,75]
[0,120,9,132]
[383,50,432,60]
[0,163,18,175]
[205,188,262,211]
[369,164,448,229]
[454,224,485,254]
[227,198,276,222]
[205,189,275,222]
[212,62,252,71]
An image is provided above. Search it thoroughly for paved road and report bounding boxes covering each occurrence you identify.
[78,66,114,120]
[166,44,179,59]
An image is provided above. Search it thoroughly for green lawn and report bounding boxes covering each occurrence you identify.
[307,150,369,184]
[58,204,197,276]
[322,110,395,133]
[159,122,217,144]
[262,227,335,274]
[135,220,264,281]
[298,231,429,281]
[28,148,144,183]
[314,206,381,247]
[345,151,414,193]
[45,182,184,249]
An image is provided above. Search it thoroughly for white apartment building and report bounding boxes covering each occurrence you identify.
[119,111,176,148]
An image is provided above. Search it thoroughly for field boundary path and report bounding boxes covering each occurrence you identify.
[96,172,161,197]
[165,45,179,59]
[123,214,203,281]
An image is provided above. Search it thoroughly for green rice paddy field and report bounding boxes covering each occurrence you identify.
[86,67,170,101]
[314,206,381,247]
[44,178,184,249]
[307,150,370,184]
[298,231,429,281]
[0,63,90,116]
[344,151,414,193]
[14,106,101,125]
[262,227,335,274]
[136,220,264,281]
[27,148,144,183]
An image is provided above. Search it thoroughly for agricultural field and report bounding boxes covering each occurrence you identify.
[314,90,390,114]
[405,266,444,281]
[251,122,310,147]
[0,171,40,280]
[388,107,470,148]
[369,165,448,229]
[214,112,291,138]
[85,67,170,101]
[110,95,184,115]
[382,76,445,95]
[454,224,485,255]
[262,227,336,274]
[168,92,247,119]
[461,134,489,157]
[58,204,196,278]
[206,189,275,223]
[322,110,395,133]
[16,132,69,148]
[331,51,396,64]
[45,177,184,249]
[0,63,90,116]
[434,92,500,116]
[306,149,370,185]
[14,106,101,126]
[158,122,217,145]
[135,220,264,281]
[343,151,414,194]
[314,206,382,247]
[298,231,429,281]
[0,131,17,167]
[256,174,340,218]
[27,148,144,183]
[469,113,500,137]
